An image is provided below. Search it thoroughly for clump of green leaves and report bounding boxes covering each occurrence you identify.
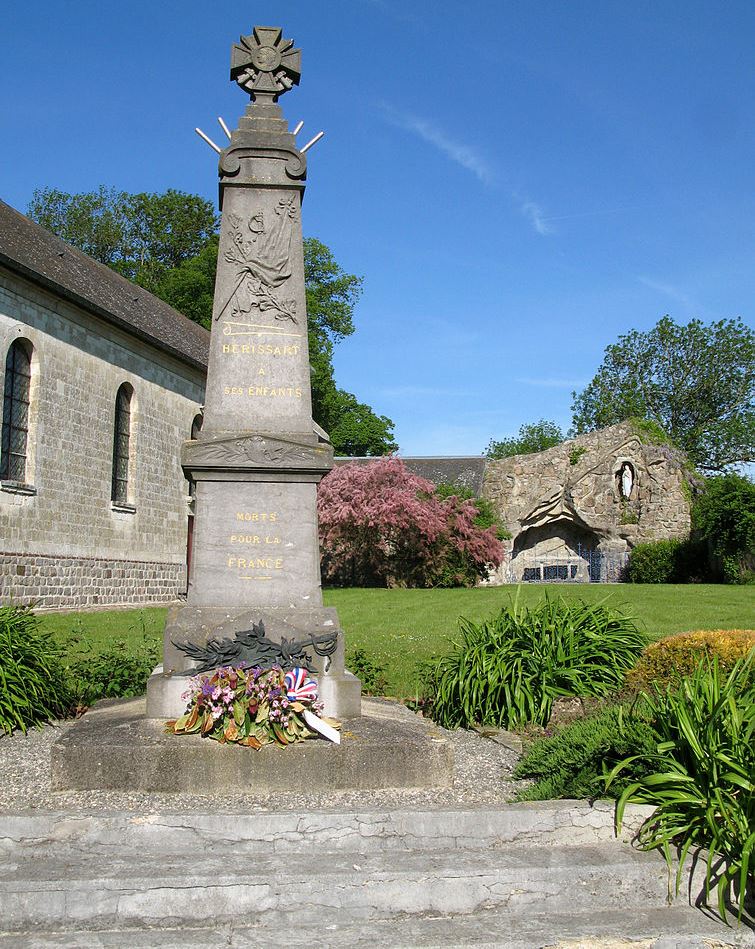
[347,647,388,696]
[568,445,587,466]
[514,704,658,801]
[65,636,160,707]
[626,538,699,583]
[692,473,755,584]
[486,419,564,459]
[610,653,755,924]
[0,605,72,734]
[426,594,647,730]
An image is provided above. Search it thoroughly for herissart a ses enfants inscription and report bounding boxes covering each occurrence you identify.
[146,25,361,720]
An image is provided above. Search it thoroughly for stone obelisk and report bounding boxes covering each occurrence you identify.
[146,25,361,720]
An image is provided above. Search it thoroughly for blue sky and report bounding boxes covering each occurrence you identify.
[3,1,754,455]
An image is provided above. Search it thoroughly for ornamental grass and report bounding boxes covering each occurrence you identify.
[0,605,71,734]
[427,594,647,730]
[611,651,755,924]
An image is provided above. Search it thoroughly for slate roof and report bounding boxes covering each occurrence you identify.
[334,456,487,496]
[0,200,210,371]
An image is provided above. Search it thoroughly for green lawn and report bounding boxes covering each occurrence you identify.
[38,584,754,698]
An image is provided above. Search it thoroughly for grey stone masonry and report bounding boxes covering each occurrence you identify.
[146,25,361,720]
[0,260,205,608]
[0,552,183,610]
[482,421,692,582]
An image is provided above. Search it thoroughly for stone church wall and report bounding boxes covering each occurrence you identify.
[0,269,205,609]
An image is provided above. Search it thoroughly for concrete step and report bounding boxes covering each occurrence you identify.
[0,801,653,857]
[0,906,753,948]
[0,807,750,945]
[0,843,679,931]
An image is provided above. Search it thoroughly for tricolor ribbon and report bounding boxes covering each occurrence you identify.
[284,667,340,744]
[284,667,318,702]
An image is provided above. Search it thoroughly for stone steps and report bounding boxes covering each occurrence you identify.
[0,908,750,949]
[0,805,751,947]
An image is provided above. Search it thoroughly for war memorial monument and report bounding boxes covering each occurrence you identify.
[51,24,453,793]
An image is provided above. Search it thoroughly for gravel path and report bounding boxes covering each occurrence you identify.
[0,699,525,813]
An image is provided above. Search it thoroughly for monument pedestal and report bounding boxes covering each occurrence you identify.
[51,696,454,793]
[145,604,362,720]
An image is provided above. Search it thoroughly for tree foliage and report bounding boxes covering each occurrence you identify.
[692,473,755,583]
[317,458,504,588]
[486,419,564,459]
[28,186,219,293]
[27,187,396,455]
[571,316,755,472]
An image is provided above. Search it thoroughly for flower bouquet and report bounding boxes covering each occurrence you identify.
[166,665,341,748]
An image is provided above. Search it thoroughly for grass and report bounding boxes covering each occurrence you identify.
[38,608,166,659]
[36,584,754,699]
[325,585,755,698]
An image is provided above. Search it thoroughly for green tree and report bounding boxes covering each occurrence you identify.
[319,389,397,456]
[486,419,564,459]
[154,235,219,328]
[571,316,755,472]
[692,473,755,583]
[28,186,218,293]
[27,187,396,455]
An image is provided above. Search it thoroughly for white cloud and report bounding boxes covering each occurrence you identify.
[637,276,695,309]
[519,200,553,235]
[379,104,495,186]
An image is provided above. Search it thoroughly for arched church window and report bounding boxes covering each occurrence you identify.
[111,383,133,505]
[187,412,203,500]
[1,339,33,483]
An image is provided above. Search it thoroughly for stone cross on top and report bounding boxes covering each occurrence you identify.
[230,26,301,102]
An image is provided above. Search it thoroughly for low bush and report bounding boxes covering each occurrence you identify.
[65,636,160,707]
[346,646,388,697]
[426,595,647,730]
[611,653,755,923]
[514,704,659,801]
[626,629,755,693]
[0,605,72,734]
[626,538,700,583]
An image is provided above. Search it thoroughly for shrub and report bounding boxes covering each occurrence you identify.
[626,629,755,693]
[514,704,659,801]
[434,483,510,587]
[426,595,647,730]
[0,605,72,734]
[346,647,388,696]
[66,637,160,707]
[626,538,698,583]
[610,653,755,923]
[318,458,504,588]
[693,473,755,583]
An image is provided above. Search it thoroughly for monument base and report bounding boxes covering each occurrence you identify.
[147,603,362,720]
[50,696,454,794]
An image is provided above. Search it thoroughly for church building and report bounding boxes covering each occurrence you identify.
[0,201,209,609]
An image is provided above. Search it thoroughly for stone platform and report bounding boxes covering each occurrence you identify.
[50,696,454,794]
